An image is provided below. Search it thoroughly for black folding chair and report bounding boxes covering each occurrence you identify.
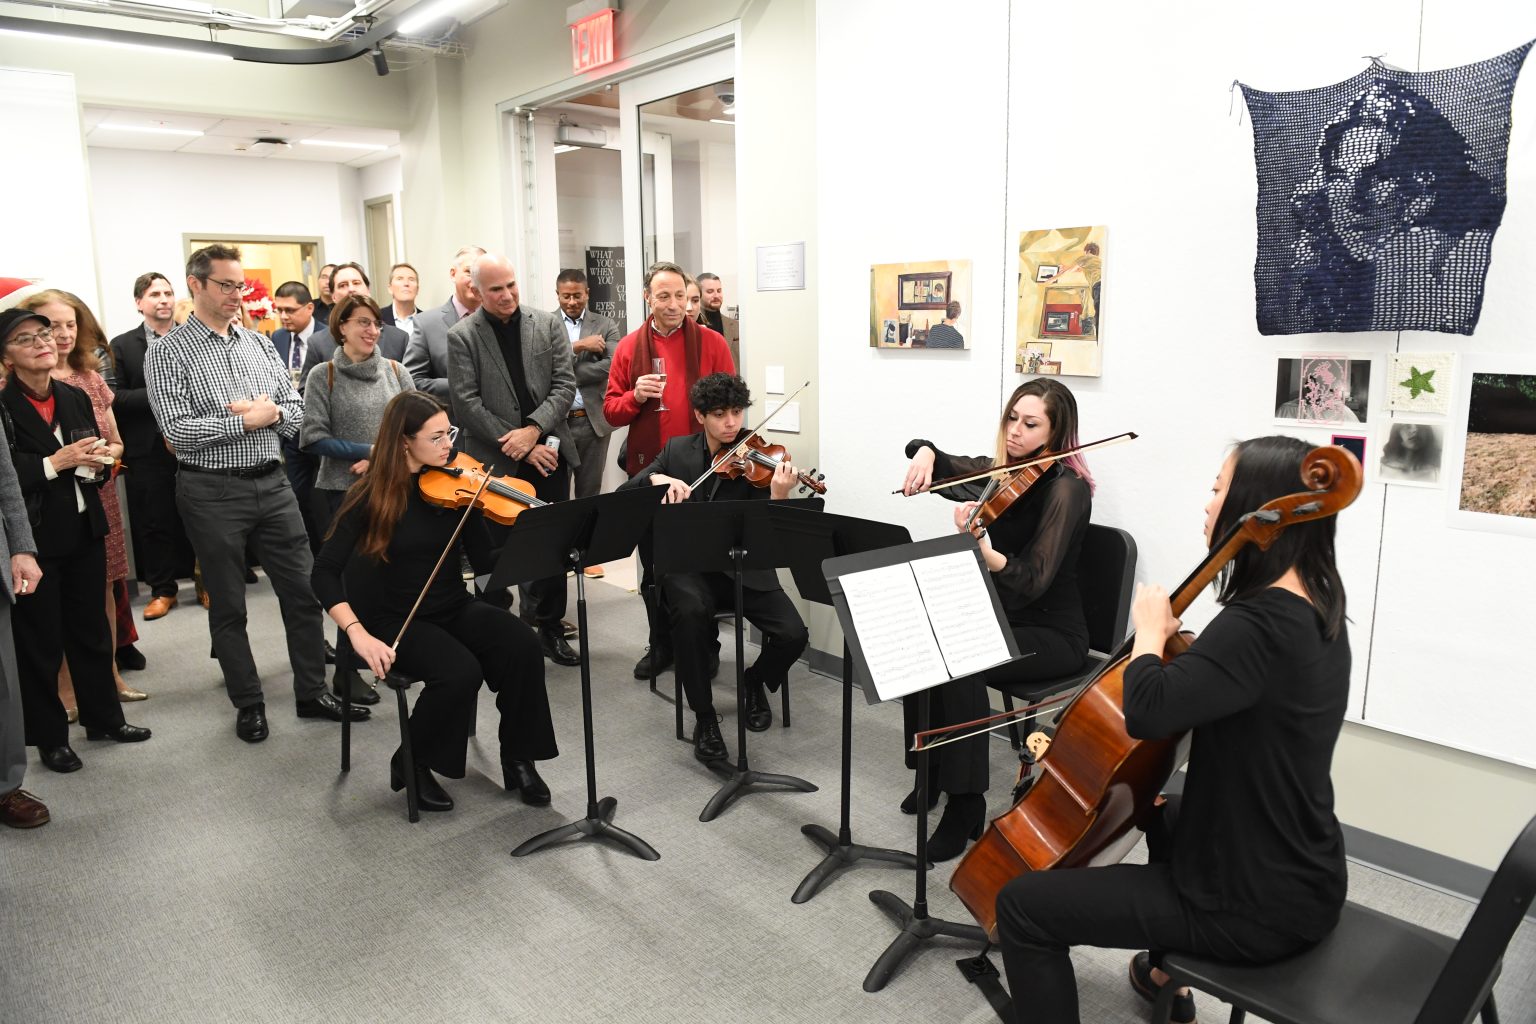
[990,524,1137,749]
[1154,812,1536,1024]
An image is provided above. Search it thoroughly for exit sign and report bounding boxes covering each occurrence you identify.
[570,8,615,74]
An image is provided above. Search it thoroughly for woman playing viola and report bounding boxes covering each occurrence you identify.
[899,378,1095,861]
[995,435,1350,1024]
[311,392,557,812]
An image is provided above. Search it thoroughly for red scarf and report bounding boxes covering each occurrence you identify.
[623,316,704,475]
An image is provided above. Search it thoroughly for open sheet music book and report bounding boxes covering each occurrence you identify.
[837,548,1014,702]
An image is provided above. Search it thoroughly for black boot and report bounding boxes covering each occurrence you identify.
[744,668,772,732]
[900,761,941,814]
[692,714,728,764]
[331,667,380,706]
[390,748,453,812]
[927,792,986,862]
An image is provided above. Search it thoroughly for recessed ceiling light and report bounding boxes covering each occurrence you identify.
[298,139,389,152]
[96,123,204,137]
[0,27,232,61]
[398,0,474,35]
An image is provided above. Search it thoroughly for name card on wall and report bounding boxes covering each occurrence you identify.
[756,242,806,291]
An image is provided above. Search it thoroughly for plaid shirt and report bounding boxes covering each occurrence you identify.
[144,313,303,470]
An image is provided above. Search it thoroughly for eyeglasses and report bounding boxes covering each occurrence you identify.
[413,426,459,448]
[5,327,55,350]
[201,277,246,296]
[345,318,383,332]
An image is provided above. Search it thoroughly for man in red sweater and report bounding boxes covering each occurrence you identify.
[604,261,734,678]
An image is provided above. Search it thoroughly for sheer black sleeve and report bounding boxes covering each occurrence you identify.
[991,473,1089,606]
[904,439,992,503]
[312,501,362,611]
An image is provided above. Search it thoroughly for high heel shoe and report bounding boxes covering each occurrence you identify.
[116,684,149,702]
[899,763,941,814]
[389,748,453,812]
[926,792,987,862]
[65,706,78,725]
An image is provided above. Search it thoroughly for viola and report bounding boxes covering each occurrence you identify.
[712,433,828,495]
[962,447,1056,533]
[943,444,1363,940]
[417,451,547,526]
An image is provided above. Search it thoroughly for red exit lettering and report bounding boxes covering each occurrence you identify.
[570,9,615,75]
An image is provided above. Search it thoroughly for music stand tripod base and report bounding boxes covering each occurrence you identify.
[511,795,659,860]
[862,888,985,993]
[792,824,921,904]
[699,762,818,823]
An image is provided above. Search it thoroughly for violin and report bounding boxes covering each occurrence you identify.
[962,447,1056,533]
[712,433,828,495]
[942,444,1363,940]
[417,451,547,526]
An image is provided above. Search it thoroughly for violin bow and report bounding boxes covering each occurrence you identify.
[685,379,812,492]
[911,691,1079,751]
[894,431,1138,496]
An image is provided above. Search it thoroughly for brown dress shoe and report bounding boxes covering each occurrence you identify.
[0,788,50,828]
[144,595,178,620]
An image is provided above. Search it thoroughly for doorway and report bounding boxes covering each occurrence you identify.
[184,234,323,335]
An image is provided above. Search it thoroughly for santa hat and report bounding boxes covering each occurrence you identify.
[0,277,46,311]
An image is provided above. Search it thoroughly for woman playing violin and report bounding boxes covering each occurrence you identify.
[618,372,809,765]
[310,392,558,812]
[900,378,1095,861]
[995,435,1350,1024]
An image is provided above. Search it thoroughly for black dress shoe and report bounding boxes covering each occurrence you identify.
[927,792,987,862]
[236,703,268,743]
[539,626,580,667]
[323,640,337,665]
[1129,952,1196,1024]
[85,723,152,742]
[390,748,453,812]
[115,644,147,672]
[331,669,380,706]
[632,646,673,679]
[692,714,728,764]
[296,692,371,721]
[560,619,578,640]
[244,567,259,584]
[37,745,82,773]
[502,760,552,806]
[744,671,772,732]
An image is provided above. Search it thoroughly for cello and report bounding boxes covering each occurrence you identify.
[943,444,1363,939]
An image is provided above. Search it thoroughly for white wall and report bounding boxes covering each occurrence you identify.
[87,148,363,336]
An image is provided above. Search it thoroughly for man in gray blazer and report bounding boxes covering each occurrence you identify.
[554,268,621,505]
[0,308,49,829]
[404,244,486,399]
[447,253,580,666]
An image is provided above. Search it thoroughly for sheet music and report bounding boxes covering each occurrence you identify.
[909,549,1014,679]
[837,562,951,700]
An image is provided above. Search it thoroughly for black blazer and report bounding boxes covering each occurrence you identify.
[2,380,108,556]
[109,326,162,458]
[269,327,331,392]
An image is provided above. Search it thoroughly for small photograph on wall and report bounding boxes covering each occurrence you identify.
[1015,225,1107,377]
[1331,433,1367,470]
[1377,420,1444,486]
[870,259,972,350]
[1386,351,1454,416]
[1455,373,1536,521]
[1274,355,1372,425]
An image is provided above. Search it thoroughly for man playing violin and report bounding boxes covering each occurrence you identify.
[619,373,808,764]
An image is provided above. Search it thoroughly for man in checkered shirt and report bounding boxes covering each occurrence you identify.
[146,244,370,743]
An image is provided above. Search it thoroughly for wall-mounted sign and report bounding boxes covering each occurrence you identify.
[570,8,616,75]
[756,241,806,292]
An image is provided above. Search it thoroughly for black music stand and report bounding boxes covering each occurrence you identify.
[488,485,667,861]
[765,505,925,904]
[653,499,820,823]
[823,533,1021,992]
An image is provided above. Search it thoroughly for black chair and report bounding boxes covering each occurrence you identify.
[990,524,1137,749]
[340,666,423,823]
[1154,812,1536,1024]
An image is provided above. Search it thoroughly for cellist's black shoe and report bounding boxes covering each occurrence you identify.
[744,669,772,732]
[390,748,453,812]
[1129,952,1196,1024]
[692,715,728,764]
[927,793,986,862]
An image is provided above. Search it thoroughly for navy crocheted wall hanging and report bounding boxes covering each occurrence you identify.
[1241,41,1532,336]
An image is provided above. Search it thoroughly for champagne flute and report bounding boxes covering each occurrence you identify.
[653,356,669,412]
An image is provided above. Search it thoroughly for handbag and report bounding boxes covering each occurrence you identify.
[0,400,44,527]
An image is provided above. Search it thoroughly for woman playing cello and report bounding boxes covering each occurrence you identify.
[311,392,558,812]
[995,435,1350,1024]
[900,378,1095,861]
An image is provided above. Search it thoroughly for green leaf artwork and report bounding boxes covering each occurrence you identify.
[1399,366,1436,400]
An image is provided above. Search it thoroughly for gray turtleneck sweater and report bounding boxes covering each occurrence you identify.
[300,346,414,491]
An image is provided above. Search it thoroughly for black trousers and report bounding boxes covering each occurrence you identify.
[903,624,1086,796]
[661,571,807,718]
[123,443,195,598]
[381,599,558,777]
[283,436,322,555]
[485,459,570,627]
[14,517,124,747]
[996,800,1305,1024]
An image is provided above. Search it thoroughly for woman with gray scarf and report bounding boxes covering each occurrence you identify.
[302,294,413,703]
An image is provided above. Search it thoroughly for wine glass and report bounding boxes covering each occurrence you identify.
[69,428,103,484]
[653,356,669,412]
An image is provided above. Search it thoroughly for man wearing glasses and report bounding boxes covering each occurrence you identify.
[145,244,369,743]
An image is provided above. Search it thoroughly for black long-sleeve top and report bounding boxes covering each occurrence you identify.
[1124,588,1350,942]
[906,440,1090,644]
[311,472,498,629]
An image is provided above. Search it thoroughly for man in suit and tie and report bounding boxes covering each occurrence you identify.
[554,269,621,511]
[697,273,741,368]
[109,272,195,619]
[297,263,409,388]
[380,262,421,347]
[404,244,484,399]
[447,253,580,667]
[270,281,329,553]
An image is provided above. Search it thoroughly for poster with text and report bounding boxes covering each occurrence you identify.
[1015,225,1106,377]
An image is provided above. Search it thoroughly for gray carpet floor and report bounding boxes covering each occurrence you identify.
[1,573,1531,1023]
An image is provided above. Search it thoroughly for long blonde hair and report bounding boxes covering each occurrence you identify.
[20,289,108,375]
